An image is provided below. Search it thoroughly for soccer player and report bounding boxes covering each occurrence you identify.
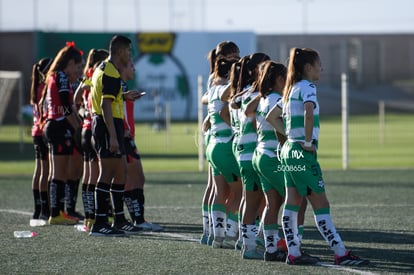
[120,58,163,232]
[73,48,109,230]
[200,41,240,246]
[41,43,83,225]
[203,44,242,249]
[246,60,288,261]
[29,57,52,222]
[267,47,370,266]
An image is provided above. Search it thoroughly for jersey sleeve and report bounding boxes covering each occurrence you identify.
[101,74,121,100]
[301,82,317,108]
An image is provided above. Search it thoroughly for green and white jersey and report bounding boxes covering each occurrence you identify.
[256,92,282,158]
[207,83,234,144]
[283,80,320,142]
[237,89,258,161]
[230,102,240,147]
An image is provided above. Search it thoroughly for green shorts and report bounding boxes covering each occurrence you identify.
[280,141,325,196]
[206,140,240,183]
[239,160,261,192]
[252,150,285,196]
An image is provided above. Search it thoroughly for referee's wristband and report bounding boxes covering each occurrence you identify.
[303,140,312,147]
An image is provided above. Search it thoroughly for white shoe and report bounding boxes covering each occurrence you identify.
[135,221,163,232]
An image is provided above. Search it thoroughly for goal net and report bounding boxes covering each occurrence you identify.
[0,70,24,151]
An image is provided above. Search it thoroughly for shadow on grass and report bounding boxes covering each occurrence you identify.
[149,223,414,273]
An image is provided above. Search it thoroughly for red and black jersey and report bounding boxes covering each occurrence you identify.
[46,71,74,120]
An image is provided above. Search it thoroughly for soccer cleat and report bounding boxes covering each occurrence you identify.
[61,211,80,223]
[113,221,142,235]
[242,249,264,260]
[66,211,85,221]
[134,221,163,232]
[334,251,370,266]
[48,213,77,225]
[200,234,209,245]
[264,250,287,262]
[89,224,126,237]
[222,236,237,249]
[286,253,320,265]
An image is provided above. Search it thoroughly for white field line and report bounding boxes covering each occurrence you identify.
[317,263,379,275]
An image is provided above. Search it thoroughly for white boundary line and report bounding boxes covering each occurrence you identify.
[317,263,378,275]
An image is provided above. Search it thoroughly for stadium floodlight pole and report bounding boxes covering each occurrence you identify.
[341,73,349,170]
[297,0,313,34]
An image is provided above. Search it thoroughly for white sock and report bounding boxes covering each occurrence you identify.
[212,210,226,239]
[202,210,209,236]
[243,224,257,251]
[314,213,346,257]
[264,226,280,254]
[282,207,301,257]
[226,217,238,238]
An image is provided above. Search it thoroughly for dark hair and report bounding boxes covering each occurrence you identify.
[39,44,83,117]
[215,58,238,79]
[283,47,319,102]
[258,61,287,98]
[228,60,242,99]
[216,41,240,57]
[47,44,83,77]
[238,52,270,92]
[30,57,52,105]
[83,48,109,76]
[208,41,240,74]
[109,35,132,56]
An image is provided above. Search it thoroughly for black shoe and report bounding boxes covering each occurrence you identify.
[334,251,370,266]
[286,253,320,265]
[89,224,125,237]
[113,221,143,235]
[264,250,287,262]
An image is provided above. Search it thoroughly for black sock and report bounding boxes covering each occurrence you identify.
[95,182,111,225]
[124,189,143,224]
[33,189,41,219]
[66,179,80,213]
[40,191,50,218]
[135,188,145,224]
[111,183,126,224]
[50,179,65,217]
[87,184,96,219]
[81,183,89,219]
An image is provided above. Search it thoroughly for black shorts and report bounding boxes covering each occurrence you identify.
[92,115,125,159]
[33,135,48,160]
[81,128,97,162]
[43,119,74,155]
[124,137,141,163]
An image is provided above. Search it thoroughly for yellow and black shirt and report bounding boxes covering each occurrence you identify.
[91,59,124,119]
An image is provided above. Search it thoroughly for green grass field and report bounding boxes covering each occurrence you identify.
[1,170,413,274]
[0,114,413,274]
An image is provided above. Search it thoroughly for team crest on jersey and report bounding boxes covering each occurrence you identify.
[306,92,316,99]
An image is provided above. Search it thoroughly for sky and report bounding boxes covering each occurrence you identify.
[0,0,413,34]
